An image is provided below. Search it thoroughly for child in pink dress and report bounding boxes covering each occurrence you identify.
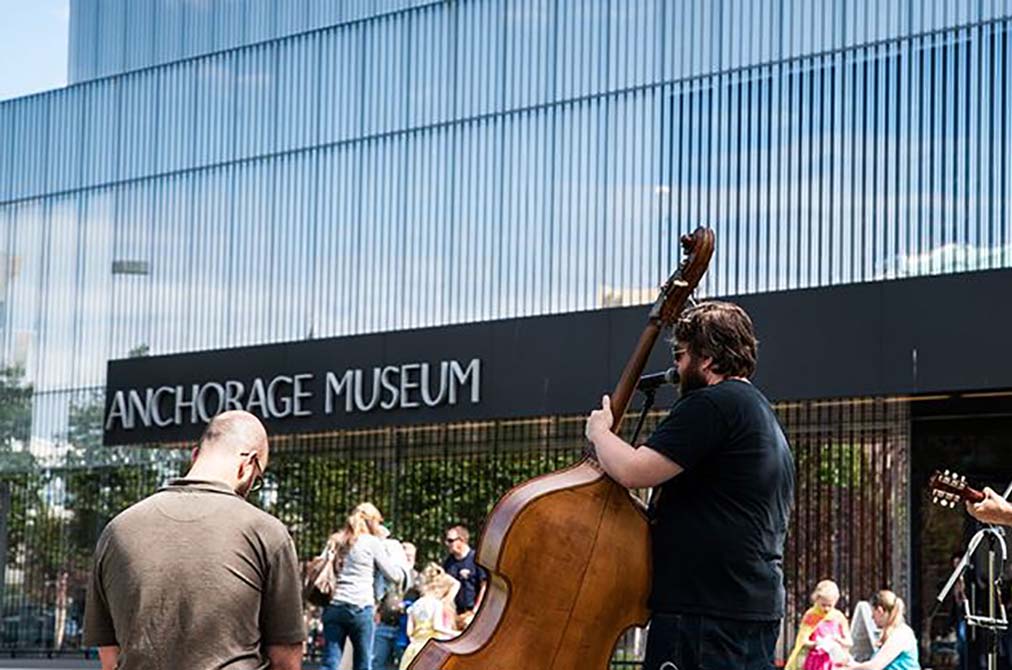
[787,580,854,670]
[398,563,459,670]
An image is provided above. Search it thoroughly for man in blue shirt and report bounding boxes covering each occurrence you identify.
[441,525,487,626]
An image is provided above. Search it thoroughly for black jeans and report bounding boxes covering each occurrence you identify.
[643,613,780,670]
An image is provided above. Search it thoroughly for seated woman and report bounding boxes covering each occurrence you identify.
[787,579,853,670]
[846,590,920,670]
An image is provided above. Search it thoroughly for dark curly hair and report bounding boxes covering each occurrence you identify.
[672,301,758,378]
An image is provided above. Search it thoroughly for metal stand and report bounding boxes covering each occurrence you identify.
[934,481,1012,670]
[634,387,663,515]
[630,388,658,446]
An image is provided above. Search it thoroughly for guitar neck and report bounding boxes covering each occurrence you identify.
[963,486,986,504]
[929,469,987,506]
[608,322,662,433]
[596,227,714,440]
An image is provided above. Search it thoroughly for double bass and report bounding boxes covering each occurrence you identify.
[411,228,715,670]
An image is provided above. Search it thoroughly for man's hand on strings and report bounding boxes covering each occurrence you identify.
[585,395,613,441]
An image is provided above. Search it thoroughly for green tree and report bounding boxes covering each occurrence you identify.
[0,364,35,612]
[0,364,34,466]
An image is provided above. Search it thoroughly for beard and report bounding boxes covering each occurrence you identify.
[679,356,708,394]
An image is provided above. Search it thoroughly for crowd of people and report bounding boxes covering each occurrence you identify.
[306,503,489,670]
[308,517,931,670]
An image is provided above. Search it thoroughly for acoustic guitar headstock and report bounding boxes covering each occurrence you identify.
[649,228,715,327]
[929,469,986,508]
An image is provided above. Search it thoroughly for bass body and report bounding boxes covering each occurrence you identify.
[411,460,649,670]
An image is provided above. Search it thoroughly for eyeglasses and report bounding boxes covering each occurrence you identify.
[239,451,264,492]
[444,536,461,545]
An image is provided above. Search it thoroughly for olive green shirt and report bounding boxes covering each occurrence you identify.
[84,479,305,669]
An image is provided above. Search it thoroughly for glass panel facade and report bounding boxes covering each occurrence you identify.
[68,0,437,82]
[17,6,1012,205]
[68,0,1012,84]
[2,12,1011,399]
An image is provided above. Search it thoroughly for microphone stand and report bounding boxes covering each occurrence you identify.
[630,387,659,446]
[633,386,664,517]
[933,480,1012,670]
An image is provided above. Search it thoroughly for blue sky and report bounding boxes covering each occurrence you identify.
[0,0,70,101]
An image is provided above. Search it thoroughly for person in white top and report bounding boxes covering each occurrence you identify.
[322,503,409,670]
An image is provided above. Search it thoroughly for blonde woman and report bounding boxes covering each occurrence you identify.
[845,591,919,670]
[398,563,460,670]
[322,503,409,670]
[787,580,853,669]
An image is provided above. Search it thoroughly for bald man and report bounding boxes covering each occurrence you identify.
[84,411,305,670]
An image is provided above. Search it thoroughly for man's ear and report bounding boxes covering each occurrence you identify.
[190,446,199,463]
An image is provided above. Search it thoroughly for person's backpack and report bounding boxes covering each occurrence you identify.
[303,541,337,607]
[377,583,406,626]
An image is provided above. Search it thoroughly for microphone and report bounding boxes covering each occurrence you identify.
[637,367,678,392]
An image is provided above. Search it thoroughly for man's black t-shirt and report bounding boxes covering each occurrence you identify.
[443,548,487,612]
[645,379,794,621]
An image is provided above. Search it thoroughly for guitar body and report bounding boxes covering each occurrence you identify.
[411,460,650,670]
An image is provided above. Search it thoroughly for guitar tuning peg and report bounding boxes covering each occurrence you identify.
[933,497,939,504]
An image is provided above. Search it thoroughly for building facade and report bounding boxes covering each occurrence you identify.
[1,0,1010,662]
